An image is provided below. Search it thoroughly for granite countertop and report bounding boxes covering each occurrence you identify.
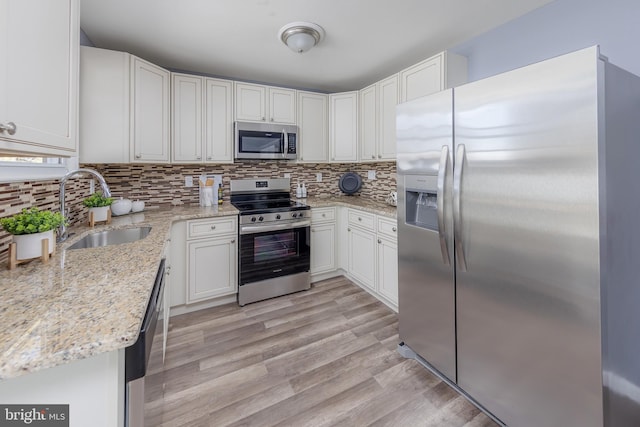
[301,196,397,218]
[0,197,394,381]
[0,204,238,381]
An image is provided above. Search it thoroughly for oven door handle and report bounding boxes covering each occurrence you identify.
[240,220,311,235]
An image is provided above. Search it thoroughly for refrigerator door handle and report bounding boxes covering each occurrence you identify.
[437,145,451,266]
[453,144,467,271]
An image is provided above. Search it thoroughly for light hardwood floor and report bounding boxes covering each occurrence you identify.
[145,277,498,427]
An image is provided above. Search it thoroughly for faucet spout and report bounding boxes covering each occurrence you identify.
[59,168,111,242]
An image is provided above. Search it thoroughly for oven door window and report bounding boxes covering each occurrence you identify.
[239,226,310,285]
[238,131,283,153]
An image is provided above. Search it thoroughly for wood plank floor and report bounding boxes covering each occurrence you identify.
[145,277,498,427]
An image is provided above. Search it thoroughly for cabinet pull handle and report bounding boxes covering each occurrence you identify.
[392,226,397,232]
[0,121,16,135]
[378,239,382,244]
[210,225,216,230]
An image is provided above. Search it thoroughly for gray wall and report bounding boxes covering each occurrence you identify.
[450,0,640,81]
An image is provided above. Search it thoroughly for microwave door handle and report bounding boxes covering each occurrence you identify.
[282,129,287,159]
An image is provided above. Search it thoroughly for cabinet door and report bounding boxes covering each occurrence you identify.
[0,0,79,156]
[359,84,377,162]
[172,73,203,162]
[205,78,233,162]
[329,92,358,162]
[400,53,443,102]
[269,87,296,124]
[187,237,237,302]
[297,91,328,163]
[131,57,170,162]
[378,74,399,160]
[347,226,376,291]
[311,223,336,275]
[235,82,266,122]
[79,46,130,163]
[377,236,398,307]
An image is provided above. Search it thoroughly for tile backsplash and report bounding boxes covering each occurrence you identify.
[0,161,396,263]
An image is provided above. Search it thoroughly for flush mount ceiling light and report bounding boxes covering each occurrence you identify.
[278,22,325,54]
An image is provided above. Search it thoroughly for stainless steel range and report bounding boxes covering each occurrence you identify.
[230,178,311,306]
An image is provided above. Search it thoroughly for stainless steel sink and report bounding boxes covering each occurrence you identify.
[67,226,152,250]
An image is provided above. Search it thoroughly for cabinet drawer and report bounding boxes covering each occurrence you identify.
[348,209,375,231]
[187,217,237,239]
[377,217,398,240]
[311,207,336,224]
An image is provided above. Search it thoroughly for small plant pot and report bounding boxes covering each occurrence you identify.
[13,230,55,261]
[89,206,110,222]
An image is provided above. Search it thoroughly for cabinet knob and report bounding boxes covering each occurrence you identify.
[311,229,316,232]
[0,121,16,135]
[392,226,397,232]
[322,213,326,217]
[378,239,382,244]
[348,228,351,232]
[332,157,335,161]
[196,155,201,160]
[262,117,266,121]
[210,225,216,230]
[135,154,141,159]
[378,155,382,159]
[270,117,274,122]
[300,157,303,161]
[358,217,362,221]
[371,155,375,159]
[230,239,235,243]
[207,156,212,160]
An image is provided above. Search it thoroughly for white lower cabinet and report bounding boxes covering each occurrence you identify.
[186,217,237,303]
[344,208,398,310]
[310,207,337,275]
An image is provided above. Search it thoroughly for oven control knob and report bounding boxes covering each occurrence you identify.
[276,214,281,220]
[251,217,256,222]
[291,212,297,218]
[258,216,264,222]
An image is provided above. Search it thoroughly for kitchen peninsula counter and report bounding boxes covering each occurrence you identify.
[0,204,238,381]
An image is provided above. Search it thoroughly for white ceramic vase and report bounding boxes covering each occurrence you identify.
[13,229,55,260]
[89,206,110,222]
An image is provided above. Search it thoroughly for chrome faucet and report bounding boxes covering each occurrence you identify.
[59,168,111,242]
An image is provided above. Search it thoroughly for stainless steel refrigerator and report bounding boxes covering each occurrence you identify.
[397,46,640,427]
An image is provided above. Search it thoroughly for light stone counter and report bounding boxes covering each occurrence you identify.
[0,204,238,381]
[300,196,397,218]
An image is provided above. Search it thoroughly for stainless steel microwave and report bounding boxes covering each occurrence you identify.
[234,121,298,160]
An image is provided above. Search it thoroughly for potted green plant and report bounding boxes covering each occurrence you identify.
[83,192,113,223]
[0,207,65,261]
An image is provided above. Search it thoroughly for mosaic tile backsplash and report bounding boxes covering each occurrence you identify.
[0,161,396,263]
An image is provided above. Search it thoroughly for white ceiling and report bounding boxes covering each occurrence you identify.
[80,0,554,93]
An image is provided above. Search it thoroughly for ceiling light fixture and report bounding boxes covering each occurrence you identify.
[278,22,325,54]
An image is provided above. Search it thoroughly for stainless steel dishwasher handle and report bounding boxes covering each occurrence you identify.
[437,145,450,266]
[453,144,467,271]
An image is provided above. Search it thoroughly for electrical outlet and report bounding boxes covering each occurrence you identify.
[316,173,322,182]
[368,170,376,180]
[185,176,193,187]
[284,173,291,178]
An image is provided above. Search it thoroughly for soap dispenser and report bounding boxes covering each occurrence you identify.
[301,182,307,198]
[296,182,302,198]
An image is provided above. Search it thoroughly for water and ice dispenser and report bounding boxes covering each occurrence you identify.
[404,175,439,231]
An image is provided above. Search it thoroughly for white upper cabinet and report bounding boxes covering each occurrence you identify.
[0,0,79,156]
[359,84,377,162]
[400,51,468,102]
[297,91,328,163]
[329,91,358,162]
[204,78,234,163]
[80,48,170,163]
[377,74,399,160]
[79,46,130,163]
[235,82,296,124]
[131,56,171,162]
[171,74,233,163]
[172,73,203,162]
